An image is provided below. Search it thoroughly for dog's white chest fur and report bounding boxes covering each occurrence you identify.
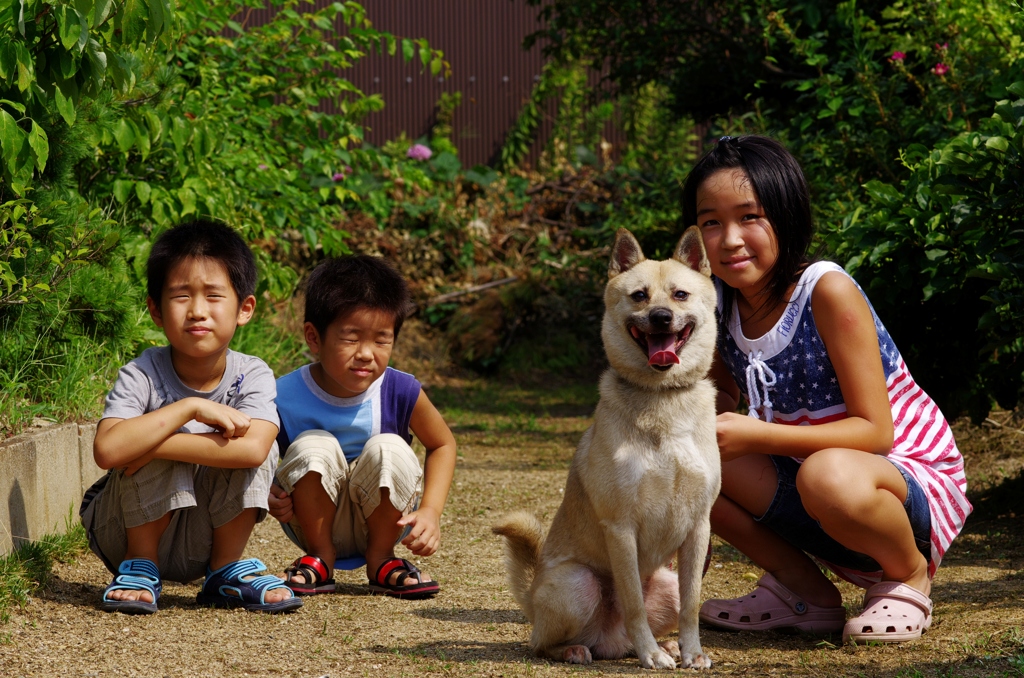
[577,372,719,559]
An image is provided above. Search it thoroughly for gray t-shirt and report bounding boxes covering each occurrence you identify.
[102,346,280,437]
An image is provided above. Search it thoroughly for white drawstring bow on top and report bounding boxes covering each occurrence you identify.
[744,350,776,423]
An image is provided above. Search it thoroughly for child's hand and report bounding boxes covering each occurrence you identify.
[191,399,251,438]
[268,483,293,523]
[397,506,441,557]
[716,411,766,461]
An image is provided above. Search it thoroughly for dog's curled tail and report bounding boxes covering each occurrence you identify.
[491,511,545,616]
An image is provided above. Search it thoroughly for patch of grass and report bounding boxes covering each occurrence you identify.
[0,273,145,437]
[230,312,308,377]
[0,515,89,623]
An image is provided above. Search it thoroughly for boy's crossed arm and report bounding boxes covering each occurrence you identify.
[94,397,278,474]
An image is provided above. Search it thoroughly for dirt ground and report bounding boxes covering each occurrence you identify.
[2,340,1023,677]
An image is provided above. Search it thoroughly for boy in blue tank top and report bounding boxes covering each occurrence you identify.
[269,256,457,598]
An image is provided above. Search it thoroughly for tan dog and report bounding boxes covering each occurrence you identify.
[492,227,720,670]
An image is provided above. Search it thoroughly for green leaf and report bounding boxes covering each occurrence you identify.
[144,110,162,142]
[133,123,150,159]
[84,39,108,86]
[0,43,13,80]
[924,249,947,262]
[14,43,34,92]
[77,8,90,51]
[0,99,25,114]
[58,7,83,50]
[112,179,134,203]
[146,0,165,41]
[113,118,135,152]
[28,121,48,172]
[54,85,76,126]
[401,38,414,62]
[985,136,1009,152]
[93,0,114,27]
[176,186,195,215]
[116,0,148,45]
[170,116,189,153]
[59,49,77,79]
[0,110,26,167]
[107,53,132,91]
[1006,81,1024,98]
[863,179,900,206]
[191,125,206,157]
[135,180,151,204]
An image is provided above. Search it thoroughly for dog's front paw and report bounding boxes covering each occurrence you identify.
[562,645,592,664]
[659,639,682,661]
[678,646,712,670]
[639,648,677,670]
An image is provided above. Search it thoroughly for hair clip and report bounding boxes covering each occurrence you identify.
[718,135,734,142]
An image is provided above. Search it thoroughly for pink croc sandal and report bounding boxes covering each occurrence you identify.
[699,573,846,634]
[843,582,932,644]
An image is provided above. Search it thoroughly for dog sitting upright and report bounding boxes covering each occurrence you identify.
[492,227,720,670]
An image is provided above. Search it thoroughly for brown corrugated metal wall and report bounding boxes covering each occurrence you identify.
[235,1,626,167]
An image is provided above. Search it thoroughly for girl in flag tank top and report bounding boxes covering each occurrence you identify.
[683,135,970,644]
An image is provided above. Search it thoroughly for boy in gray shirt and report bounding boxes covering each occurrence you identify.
[79,221,301,614]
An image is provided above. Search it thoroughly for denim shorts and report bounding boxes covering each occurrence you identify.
[756,455,932,573]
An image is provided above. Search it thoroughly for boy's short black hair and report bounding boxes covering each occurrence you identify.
[147,220,258,303]
[304,255,412,338]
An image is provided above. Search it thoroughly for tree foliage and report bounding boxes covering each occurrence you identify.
[0,0,445,433]
[526,0,1024,417]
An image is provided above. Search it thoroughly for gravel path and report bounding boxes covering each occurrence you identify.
[2,401,1021,677]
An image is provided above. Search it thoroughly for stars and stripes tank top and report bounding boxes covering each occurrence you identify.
[716,261,971,582]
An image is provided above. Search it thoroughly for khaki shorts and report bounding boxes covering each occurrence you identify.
[275,431,423,558]
[79,453,276,583]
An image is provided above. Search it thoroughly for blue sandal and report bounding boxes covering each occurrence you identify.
[196,558,303,613]
[101,558,161,615]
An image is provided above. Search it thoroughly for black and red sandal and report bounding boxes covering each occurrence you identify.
[282,555,336,595]
[369,558,440,599]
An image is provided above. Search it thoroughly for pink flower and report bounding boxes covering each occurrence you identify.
[935,42,948,51]
[932,63,949,76]
[257,164,268,170]
[331,167,351,181]
[406,144,432,161]
[890,51,906,61]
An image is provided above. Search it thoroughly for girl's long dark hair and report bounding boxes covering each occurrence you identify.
[681,135,814,322]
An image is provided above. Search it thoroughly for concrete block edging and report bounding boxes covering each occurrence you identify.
[0,422,103,557]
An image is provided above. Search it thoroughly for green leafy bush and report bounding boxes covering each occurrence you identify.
[829,82,1024,421]
[522,0,1024,417]
[0,0,446,435]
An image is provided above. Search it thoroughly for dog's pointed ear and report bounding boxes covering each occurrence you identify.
[609,229,645,279]
[673,226,712,278]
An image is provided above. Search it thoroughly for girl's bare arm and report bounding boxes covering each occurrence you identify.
[716,272,894,460]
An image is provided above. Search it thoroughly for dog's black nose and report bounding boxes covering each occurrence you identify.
[649,307,673,330]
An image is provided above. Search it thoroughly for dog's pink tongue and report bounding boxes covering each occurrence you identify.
[647,333,680,366]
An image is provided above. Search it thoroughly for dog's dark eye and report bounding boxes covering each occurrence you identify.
[674,290,689,301]
[631,290,647,303]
